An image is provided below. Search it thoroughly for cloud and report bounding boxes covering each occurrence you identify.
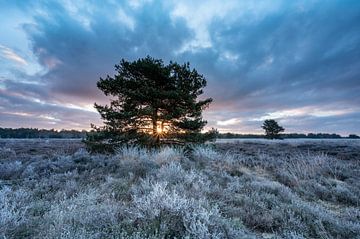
[0,45,28,65]
[0,86,101,130]
[217,118,242,126]
[0,0,359,134]
[21,0,192,102]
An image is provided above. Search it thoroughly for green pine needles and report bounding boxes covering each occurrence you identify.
[85,56,213,152]
[262,119,285,139]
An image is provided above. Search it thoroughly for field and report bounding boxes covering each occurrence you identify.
[1,139,359,239]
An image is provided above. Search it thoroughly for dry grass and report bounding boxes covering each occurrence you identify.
[0,139,359,238]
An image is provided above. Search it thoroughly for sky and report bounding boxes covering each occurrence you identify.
[0,0,359,135]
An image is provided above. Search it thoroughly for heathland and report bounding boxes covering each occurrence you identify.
[1,139,359,238]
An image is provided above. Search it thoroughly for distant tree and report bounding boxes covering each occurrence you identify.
[307,133,341,139]
[349,134,360,139]
[85,56,213,152]
[261,119,285,139]
[0,127,86,139]
[204,128,219,142]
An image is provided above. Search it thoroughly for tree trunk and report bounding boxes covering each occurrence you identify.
[152,108,160,144]
[152,109,158,135]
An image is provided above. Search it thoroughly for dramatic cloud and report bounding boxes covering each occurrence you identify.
[0,45,28,65]
[0,0,359,135]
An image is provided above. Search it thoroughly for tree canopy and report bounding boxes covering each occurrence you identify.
[261,119,285,139]
[85,56,213,152]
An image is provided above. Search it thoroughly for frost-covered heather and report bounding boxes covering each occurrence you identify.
[216,138,360,146]
[0,139,359,238]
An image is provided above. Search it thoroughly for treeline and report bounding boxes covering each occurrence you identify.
[0,128,86,139]
[218,132,360,139]
[1,127,359,139]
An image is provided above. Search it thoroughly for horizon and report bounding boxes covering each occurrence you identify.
[1,126,357,138]
[1,1,360,135]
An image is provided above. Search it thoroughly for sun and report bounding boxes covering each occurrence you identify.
[156,126,163,134]
[155,121,169,136]
[139,120,169,136]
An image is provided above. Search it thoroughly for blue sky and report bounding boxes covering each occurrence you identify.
[0,0,359,135]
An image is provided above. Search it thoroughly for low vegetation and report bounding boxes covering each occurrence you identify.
[0,139,359,238]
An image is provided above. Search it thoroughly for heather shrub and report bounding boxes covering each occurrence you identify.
[223,178,293,231]
[0,160,23,179]
[296,178,359,205]
[342,207,360,223]
[73,148,91,164]
[21,164,36,178]
[0,186,30,238]
[192,146,220,161]
[100,175,134,202]
[130,181,233,238]
[222,174,360,238]
[0,139,359,238]
[156,161,186,185]
[118,157,159,179]
[0,147,16,159]
[115,146,149,161]
[41,188,123,238]
[22,156,76,179]
[283,153,332,180]
[152,147,184,165]
[191,146,236,169]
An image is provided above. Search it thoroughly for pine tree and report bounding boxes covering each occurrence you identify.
[85,56,213,152]
[261,119,285,139]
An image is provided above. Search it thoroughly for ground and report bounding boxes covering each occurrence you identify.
[0,139,359,238]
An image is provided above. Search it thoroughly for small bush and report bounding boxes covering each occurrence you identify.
[0,186,30,238]
[0,147,16,159]
[41,188,123,238]
[130,181,231,238]
[0,161,23,179]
